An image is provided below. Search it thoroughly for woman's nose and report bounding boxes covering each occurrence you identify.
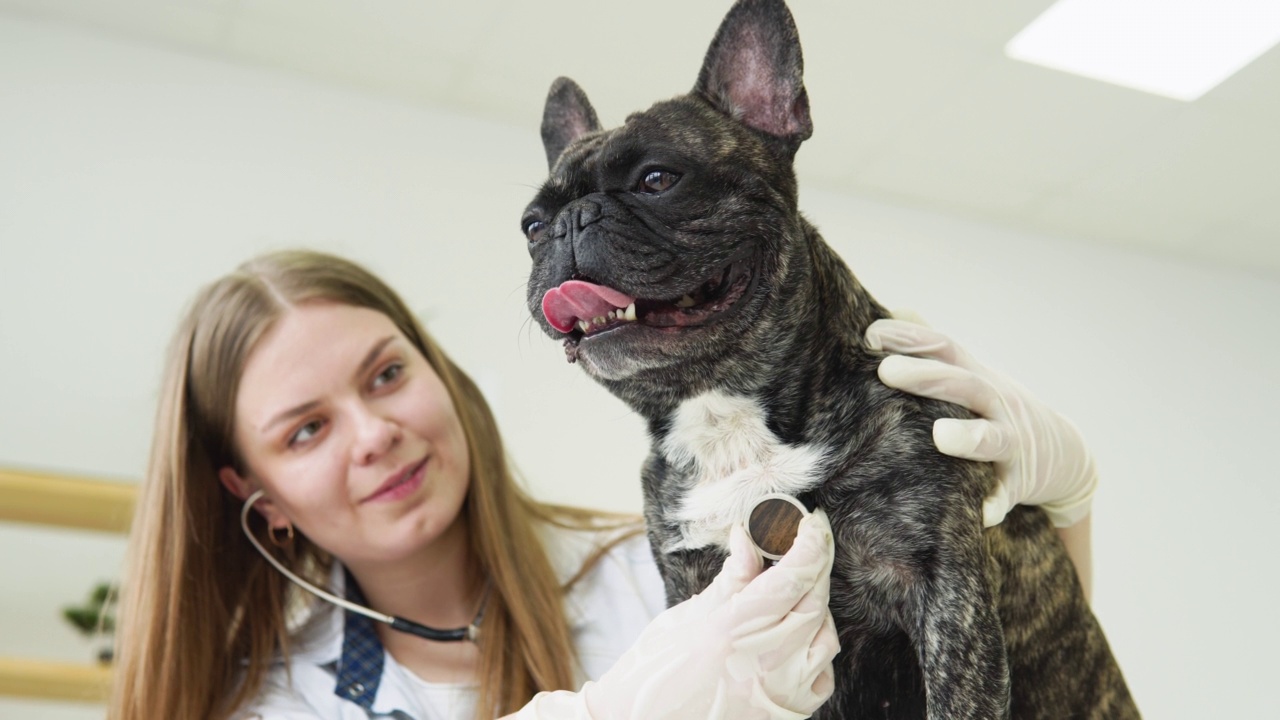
[351,403,401,465]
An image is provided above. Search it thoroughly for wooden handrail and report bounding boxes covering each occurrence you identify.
[0,468,136,534]
[0,657,111,703]
[0,469,131,702]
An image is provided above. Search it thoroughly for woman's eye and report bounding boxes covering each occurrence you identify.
[524,219,547,243]
[289,420,323,447]
[638,169,680,194]
[373,362,403,388]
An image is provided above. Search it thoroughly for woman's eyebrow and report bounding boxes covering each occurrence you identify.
[357,335,397,377]
[262,400,321,434]
[260,335,398,433]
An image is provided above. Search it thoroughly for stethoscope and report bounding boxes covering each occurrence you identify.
[744,492,814,561]
[240,489,490,643]
[241,489,808,642]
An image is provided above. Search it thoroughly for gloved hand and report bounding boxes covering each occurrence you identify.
[516,510,839,720]
[865,317,1098,528]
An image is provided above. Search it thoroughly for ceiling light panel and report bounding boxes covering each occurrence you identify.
[1006,0,1280,101]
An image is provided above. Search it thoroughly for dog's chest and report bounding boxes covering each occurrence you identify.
[657,391,829,554]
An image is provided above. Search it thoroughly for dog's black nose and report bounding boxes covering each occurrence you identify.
[574,199,602,229]
[553,198,602,238]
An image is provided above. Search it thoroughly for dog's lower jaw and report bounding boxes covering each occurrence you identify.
[562,322,752,386]
[575,350,640,381]
[563,336,665,381]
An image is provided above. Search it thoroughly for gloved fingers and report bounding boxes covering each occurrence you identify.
[785,508,834,566]
[736,510,834,618]
[752,610,839,716]
[716,525,762,591]
[932,417,1015,464]
[757,658,835,719]
[680,520,757,622]
[785,512,836,617]
[1040,499,1091,528]
[807,609,841,668]
[786,509,836,580]
[788,577,831,619]
[514,689,591,719]
[981,484,1014,528]
[887,307,932,328]
[639,528,771,645]
[725,523,766,584]
[984,485,1095,529]
[877,354,1005,419]
[1039,475,1097,528]
[807,664,836,710]
[865,319,976,370]
[799,613,840,709]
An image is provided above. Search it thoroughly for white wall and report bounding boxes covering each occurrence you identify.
[1,15,1277,719]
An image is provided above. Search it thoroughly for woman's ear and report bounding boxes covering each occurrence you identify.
[218,466,290,529]
[218,465,253,500]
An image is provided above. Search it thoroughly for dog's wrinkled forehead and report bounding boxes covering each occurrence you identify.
[616,100,757,160]
[539,97,780,207]
[545,128,605,187]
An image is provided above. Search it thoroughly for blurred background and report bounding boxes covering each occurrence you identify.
[0,1,1276,717]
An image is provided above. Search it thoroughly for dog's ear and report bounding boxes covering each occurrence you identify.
[694,0,812,147]
[541,77,601,169]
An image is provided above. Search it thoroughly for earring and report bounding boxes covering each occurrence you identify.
[269,522,295,549]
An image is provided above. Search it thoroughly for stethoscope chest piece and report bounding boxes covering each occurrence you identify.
[745,493,810,561]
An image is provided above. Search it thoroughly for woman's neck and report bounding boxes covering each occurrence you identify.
[344,515,487,683]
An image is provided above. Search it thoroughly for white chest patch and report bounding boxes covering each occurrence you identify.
[660,391,828,554]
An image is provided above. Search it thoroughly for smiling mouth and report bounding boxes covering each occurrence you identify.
[364,457,428,503]
[541,258,754,342]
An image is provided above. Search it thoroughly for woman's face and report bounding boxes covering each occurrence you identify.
[222,301,471,568]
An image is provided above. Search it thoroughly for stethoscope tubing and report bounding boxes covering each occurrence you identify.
[239,489,480,642]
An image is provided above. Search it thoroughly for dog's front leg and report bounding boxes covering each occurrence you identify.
[909,552,1010,719]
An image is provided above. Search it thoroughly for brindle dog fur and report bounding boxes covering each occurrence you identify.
[521,1,1139,717]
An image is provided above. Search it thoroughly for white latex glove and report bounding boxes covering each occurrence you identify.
[516,510,839,720]
[865,317,1098,528]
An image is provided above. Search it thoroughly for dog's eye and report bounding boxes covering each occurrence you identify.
[638,169,680,194]
[523,219,547,243]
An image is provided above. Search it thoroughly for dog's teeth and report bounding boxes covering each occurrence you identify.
[624,303,637,321]
[608,310,617,321]
[576,320,590,333]
[677,295,696,308]
[593,315,606,326]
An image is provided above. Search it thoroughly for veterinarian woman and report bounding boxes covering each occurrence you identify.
[107,250,1098,720]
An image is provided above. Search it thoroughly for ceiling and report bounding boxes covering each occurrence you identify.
[3,0,1277,278]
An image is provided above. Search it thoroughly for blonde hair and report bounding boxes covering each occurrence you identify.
[109,250,637,720]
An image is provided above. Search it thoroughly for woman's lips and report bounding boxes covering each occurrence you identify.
[363,457,428,503]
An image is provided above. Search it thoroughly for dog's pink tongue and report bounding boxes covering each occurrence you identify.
[542,281,636,333]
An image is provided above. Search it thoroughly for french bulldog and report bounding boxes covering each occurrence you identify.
[522,0,1139,716]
